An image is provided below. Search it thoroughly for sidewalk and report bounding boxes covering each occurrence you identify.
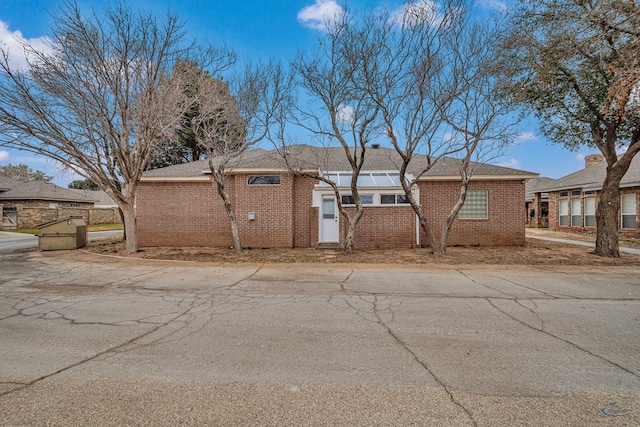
[526,228,640,255]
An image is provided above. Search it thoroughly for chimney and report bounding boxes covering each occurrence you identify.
[584,154,604,168]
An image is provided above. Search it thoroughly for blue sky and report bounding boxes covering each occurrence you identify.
[0,0,595,186]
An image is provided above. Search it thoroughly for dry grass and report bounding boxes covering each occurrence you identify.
[87,235,640,266]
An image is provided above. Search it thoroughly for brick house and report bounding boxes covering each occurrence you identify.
[531,154,640,237]
[525,177,557,228]
[0,176,95,229]
[137,145,538,250]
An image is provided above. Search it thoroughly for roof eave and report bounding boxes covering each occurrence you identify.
[418,173,538,181]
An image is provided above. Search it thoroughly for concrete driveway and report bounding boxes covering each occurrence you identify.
[1,248,639,426]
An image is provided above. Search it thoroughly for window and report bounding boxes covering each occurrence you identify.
[320,171,409,187]
[70,203,81,208]
[459,190,488,219]
[621,194,637,229]
[571,190,581,197]
[584,197,596,228]
[341,194,373,205]
[571,198,581,227]
[559,191,568,197]
[381,194,410,205]
[558,199,569,226]
[247,175,281,185]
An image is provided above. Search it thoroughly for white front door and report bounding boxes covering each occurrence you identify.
[321,196,339,243]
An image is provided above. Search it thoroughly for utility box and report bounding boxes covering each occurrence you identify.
[37,216,87,251]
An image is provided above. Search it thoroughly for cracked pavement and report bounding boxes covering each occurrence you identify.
[1,248,639,426]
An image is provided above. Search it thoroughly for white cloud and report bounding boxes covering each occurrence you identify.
[298,0,345,31]
[514,132,537,144]
[0,150,8,162]
[476,0,508,12]
[336,104,355,124]
[0,20,52,71]
[391,0,446,28]
[575,153,586,161]
[496,158,521,169]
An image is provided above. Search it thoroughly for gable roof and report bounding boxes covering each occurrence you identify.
[525,177,557,202]
[142,145,537,181]
[67,189,118,207]
[0,176,95,203]
[538,155,640,193]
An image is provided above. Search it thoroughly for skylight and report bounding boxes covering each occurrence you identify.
[320,172,410,187]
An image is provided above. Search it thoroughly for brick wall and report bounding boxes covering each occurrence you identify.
[419,180,526,246]
[137,180,233,247]
[0,200,119,229]
[136,175,527,249]
[340,206,417,249]
[548,187,640,238]
[293,176,317,248]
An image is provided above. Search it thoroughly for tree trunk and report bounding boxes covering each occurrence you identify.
[434,181,469,255]
[594,169,624,257]
[215,180,243,254]
[343,207,364,255]
[118,207,127,241]
[121,203,138,254]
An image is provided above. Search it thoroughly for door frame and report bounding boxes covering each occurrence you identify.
[320,195,339,243]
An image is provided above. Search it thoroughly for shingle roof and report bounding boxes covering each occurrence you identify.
[142,145,538,180]
[0,177,95,203]
[537,155,640,192]
[67,189,117,207]
[525,177,557,201]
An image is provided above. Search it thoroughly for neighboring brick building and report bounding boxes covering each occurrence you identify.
[137,145,537,250]
[0,177,119,229]
[525,177,557,228]
[531,154,640,238]
[0,176,94,229]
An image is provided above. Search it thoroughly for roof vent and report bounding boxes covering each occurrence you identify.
[371,143,380,149]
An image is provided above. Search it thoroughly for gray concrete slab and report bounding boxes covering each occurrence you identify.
[528,233,640,255]
[1,250,639,426]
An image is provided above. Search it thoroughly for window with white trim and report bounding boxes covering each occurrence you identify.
[380,194,410,205]
[558,199,569,226]
[247,175,281,185]
[341,194,373,205]
[584,197,595,228]
[571,198,581,227]
[621,194,637,229]
[459,190,488,219]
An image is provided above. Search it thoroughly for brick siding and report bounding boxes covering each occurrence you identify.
[136,175,527,249]
[0,200,120,229]
[548,187,640,238]
[419,180,525,246]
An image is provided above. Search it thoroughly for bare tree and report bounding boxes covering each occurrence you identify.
[377,3,513,254]
[0,1,234,253]
[290,11,384,254]
[286,1,513,254]
[192,60,293,253]
[498,0,640,257]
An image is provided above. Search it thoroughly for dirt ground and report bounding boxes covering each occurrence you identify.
[86,229,640,266]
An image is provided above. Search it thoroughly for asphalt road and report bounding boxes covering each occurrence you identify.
[0,245,639,426]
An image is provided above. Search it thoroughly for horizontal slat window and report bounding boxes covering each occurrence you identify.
[584,197,595,228]
[559,199,569,227]
[571,198,581,227]
[621,194,637,230]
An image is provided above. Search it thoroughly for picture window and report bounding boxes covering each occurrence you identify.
[247,175,281,185]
